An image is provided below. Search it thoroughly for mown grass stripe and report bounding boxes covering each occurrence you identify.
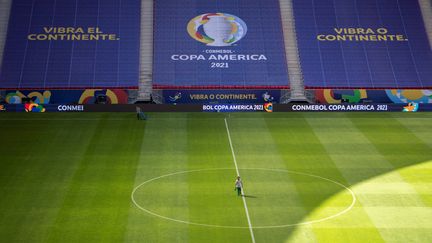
[47,117,145,242]
[185,117,249,242]
[225,118,256,243]
[305,115,393,243]
[264,116,383,243]
[309,114,431,243]
[228,117,319,243]
[125,117,190,243]
[0,118,99,242]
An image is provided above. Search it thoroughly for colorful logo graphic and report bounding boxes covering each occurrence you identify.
[315,89,368,104]
[24,103,45,112]
[262,92,275,102]
[0,105,5,111]
[386,90,432,104]
[78,89,128,104]
[264,103,273,112]
[403,103,419,112]
[187,13,247,46]
[169,92,182,102]
[5,91,51,104]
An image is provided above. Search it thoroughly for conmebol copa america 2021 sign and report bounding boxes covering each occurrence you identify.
[153,0,289,88]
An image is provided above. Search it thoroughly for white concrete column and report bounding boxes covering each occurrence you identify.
[137,0,154,102]
[0,0,12,72]
[418,0,432,50]
[279,0,307,102]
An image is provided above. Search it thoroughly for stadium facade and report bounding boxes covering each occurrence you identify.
[0,0,431,104]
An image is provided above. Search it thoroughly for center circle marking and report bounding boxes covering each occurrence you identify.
[131,168,356,228]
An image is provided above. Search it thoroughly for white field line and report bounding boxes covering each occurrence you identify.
[131,167,356,229]
[224,118,256,243]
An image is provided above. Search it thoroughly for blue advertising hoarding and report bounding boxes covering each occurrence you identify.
[293,0,432,89]
[153,0,289,89]
[0,0,140,89]
[163,90,280,104]
[1,103,431,113]
[3,89,129,104]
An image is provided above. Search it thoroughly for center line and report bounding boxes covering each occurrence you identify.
[224,118,256,243]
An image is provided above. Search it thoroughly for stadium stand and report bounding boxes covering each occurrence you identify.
[0,0,431,104]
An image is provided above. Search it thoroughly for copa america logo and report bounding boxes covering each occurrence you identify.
[187,13,247,47]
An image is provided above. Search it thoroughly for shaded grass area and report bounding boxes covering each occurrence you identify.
[0,113,145,242]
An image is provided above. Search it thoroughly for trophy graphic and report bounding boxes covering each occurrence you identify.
[203,15,233,46]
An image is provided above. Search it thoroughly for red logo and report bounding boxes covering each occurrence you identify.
[264,103,273,112]
[24,103,46,113]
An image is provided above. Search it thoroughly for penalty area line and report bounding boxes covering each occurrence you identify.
[224,118,256,243]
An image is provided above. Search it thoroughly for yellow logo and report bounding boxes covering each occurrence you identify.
[264,103,273,112]
[403,103,419,112]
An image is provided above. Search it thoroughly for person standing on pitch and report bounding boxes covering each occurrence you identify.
[235,176,243,196]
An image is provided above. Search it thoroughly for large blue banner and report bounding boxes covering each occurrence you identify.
[163,90,280,104]
[294,0,432,89]
[0,0,140,89]
[153,0,289,89]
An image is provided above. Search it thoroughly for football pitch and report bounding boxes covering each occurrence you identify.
[0,112,431,243]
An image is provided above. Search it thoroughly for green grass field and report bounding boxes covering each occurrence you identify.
[0,112,431,243]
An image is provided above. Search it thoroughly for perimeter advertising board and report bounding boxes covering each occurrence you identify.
[163,90,280,104]
[2,103,432,112]
[0,0,140,89]
[153,0,289,89]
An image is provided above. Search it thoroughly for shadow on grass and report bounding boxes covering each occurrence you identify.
[257,113,432,241]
